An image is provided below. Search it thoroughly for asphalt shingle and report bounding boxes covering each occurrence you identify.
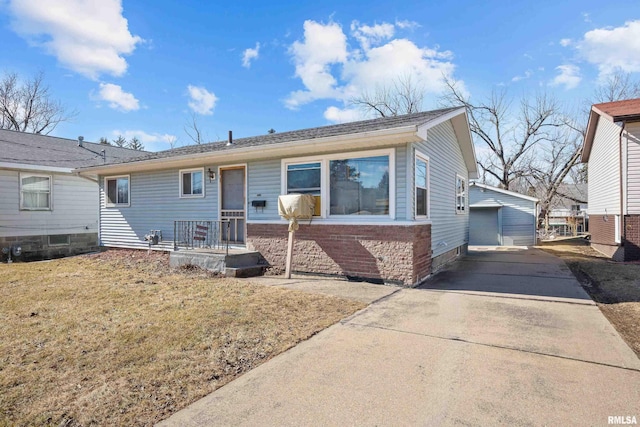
[0,129,148,168]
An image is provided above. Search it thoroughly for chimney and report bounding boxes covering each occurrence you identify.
[78,136,84,147]
[227,130,233,146]
[101,149,106,163]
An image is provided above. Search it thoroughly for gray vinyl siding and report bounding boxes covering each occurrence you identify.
[589,117,622,215]
[626,122,640,214]
[469,186,536,246]
[395,144,408,220]
[247,159,280,220]
[0,169,98,237]
[412,121,469,258]
[99,167,218,248]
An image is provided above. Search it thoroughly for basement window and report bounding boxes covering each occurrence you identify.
[48,234,70,246]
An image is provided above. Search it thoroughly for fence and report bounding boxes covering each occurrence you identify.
[173,220,230,254]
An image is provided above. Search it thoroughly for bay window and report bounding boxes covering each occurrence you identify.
[415,153,429,218]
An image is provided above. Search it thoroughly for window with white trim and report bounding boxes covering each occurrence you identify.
[282,149,394,218]
[105,176,130,207]
[456,175,466,214]
[286,162,321,216]
[20,174,51,210]
[180,168,204,197]
[415,153,429,218]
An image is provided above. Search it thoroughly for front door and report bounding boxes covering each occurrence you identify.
[220,167,245,243]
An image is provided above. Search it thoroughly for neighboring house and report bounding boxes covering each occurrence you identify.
[545,183,588,236]
[77,108,478,286]
[0,130,147,261]
[468,182,538,246]
[582,98,640,261]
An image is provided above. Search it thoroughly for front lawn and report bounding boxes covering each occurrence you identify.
[541,242,640,358]
[0,250,365,426]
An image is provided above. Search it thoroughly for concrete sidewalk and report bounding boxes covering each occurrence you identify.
[158,248,640,426]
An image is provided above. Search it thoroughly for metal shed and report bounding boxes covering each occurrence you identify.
[469,182,538,246]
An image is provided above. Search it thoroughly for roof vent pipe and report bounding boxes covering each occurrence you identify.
[78,136,84,147]
[227,130,233,146]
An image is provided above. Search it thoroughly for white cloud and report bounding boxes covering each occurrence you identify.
[511,70,533,82]
[286,20,348,109]
[323,106,364,123]
[285,19,460,117]
[7,0,143,79]
[351,20,395,50]
[187,85,218,115]
[550,64,581,89]
[395,20,420,30]
[111,130,177,151]
[242,42,260,68]
[582,12,591,23]
[96,83,139,111]
[577,20,640,77]
[559,38,572,47]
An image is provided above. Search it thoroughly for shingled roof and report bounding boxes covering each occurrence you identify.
[0,129,148,169]
[101,108,460,166]
[583,98,640,162]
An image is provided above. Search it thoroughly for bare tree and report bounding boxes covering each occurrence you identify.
[442,78,561,189]
[0,71,75,134]
[350,74,425,117]
[184,113,207,144]
[592,71,640,103]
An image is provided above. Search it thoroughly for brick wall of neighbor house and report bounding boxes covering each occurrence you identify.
[589,215,620,259]
[247,223,432,286]
[624,215,640,261]
[0,233,99,262]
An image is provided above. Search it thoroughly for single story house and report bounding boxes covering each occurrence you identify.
[77,108,478,286]
[0,130,146,261]
[468,182,538,246]
[582,98,640,261]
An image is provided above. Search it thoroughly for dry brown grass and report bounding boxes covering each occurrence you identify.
[540,243,640,357]
[0,250,365,426]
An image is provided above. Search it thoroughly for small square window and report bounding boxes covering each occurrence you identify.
[20,174,51,210]
[180,169,204,197]
[105,176,129,206]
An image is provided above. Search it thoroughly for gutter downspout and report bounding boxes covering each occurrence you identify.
[619,121,626,251]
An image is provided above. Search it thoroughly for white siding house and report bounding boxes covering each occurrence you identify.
[79,109,478,286]
[0,130,146,261]
[582,98,640,260]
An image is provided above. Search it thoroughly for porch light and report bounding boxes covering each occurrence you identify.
[208,168,216,182]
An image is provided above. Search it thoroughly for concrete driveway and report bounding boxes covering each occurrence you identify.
[159,247,640,426]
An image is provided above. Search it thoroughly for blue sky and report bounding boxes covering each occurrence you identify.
[0,0,639,151]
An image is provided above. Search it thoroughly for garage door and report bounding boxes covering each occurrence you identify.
[470,208,500,245]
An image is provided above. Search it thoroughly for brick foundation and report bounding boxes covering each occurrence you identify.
[589,215,622,260]
[0,233,99,262]
[624,215,640,261]
[247,223,432,286]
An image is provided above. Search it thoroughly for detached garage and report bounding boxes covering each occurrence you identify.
[469,182,538,246]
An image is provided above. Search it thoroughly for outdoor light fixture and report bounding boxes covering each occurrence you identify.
[208,168,216,182]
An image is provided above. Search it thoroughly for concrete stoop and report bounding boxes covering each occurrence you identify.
[169,250,267,277]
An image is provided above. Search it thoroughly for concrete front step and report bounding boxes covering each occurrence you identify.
[169,250,268,277]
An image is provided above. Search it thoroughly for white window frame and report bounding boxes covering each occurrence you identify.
[104,175,130,207]
[179,167,205,198]
[455,174,466,214]
[281,148,396,219]
[414,152,430,219]
[20,173,52,211]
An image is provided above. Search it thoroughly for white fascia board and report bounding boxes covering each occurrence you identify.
[470,181,539,202]
[0,162,73,173]
[76,125,421,176]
